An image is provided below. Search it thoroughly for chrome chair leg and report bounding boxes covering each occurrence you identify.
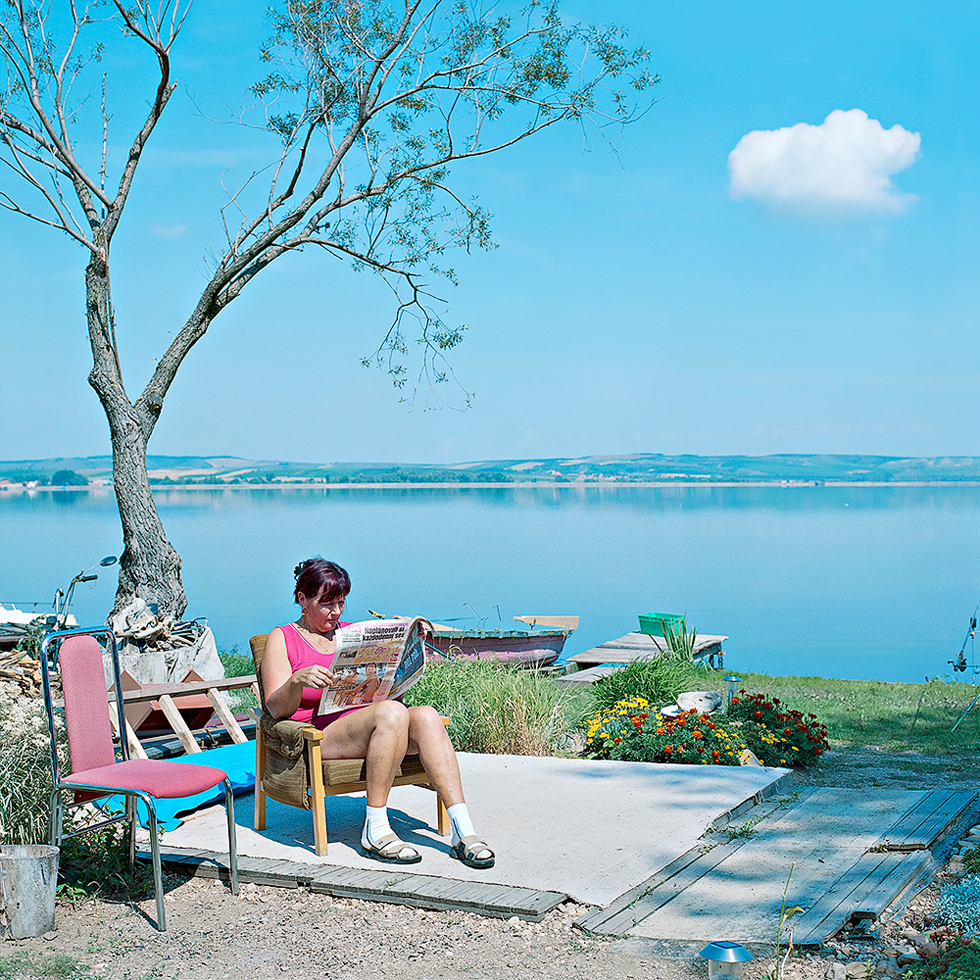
[126,796,136,874]
[223,778,239,895]
[143,794,166,932]
[49,788,63,847]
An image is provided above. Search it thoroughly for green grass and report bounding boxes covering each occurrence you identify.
[707,668,980,757]
[0,952,92,980]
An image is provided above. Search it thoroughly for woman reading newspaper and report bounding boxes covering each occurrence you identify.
[261,558,495,868]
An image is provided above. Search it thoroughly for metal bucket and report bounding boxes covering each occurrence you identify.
[0,844,60,939]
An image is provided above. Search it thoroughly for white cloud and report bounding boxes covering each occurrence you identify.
[728,109,921,214]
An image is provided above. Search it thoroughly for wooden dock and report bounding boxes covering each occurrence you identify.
[557,631,728,684]
[578,787,977,949]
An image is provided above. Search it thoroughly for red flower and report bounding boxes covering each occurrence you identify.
[614,737,622,744]
[754,710,763,719]
[664,745,673,753]
[711,750,720,760]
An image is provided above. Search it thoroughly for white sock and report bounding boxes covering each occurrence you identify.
[363,804,392,846]
[363,805,417,860]
[448,803,491,861]
[447,802,475,844]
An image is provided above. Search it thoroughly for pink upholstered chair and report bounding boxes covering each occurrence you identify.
[40,628,239,931]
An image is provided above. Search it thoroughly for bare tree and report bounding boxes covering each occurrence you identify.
[0,0,654,621]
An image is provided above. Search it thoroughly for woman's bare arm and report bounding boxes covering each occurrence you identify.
[262,626,338,720]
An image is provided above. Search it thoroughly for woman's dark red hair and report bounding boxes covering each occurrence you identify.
[293,559,350,604]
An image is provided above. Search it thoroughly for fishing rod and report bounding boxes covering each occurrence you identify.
[949,601,979,733]
[947,601,978,677]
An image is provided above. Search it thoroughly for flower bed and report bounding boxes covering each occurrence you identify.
[583,696,748,765]
[727,690,830,767]
[582,690,830,768]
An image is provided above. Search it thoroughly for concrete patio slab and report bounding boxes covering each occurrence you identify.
[158,753,790,907]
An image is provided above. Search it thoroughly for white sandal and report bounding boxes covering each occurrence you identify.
[360,832,421,865]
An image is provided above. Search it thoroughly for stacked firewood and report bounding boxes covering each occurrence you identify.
[0,649,45,698]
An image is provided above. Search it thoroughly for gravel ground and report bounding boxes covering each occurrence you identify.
[5,747,978,980]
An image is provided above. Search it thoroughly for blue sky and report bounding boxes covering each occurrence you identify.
[1,0,977,464]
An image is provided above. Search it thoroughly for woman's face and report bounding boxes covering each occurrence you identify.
[299,588,347,634]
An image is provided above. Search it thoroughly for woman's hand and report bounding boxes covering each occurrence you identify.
[291,664,339,690]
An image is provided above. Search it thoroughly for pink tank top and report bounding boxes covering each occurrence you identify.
[278,622,366,730]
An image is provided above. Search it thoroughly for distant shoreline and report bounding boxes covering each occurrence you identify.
[3,480,979,492]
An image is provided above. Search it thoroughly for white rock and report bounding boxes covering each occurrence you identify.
[677,691,723,714]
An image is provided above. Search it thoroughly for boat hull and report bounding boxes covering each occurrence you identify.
[425,629,571,669]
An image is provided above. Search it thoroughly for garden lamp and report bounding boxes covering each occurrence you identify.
[723,675,741,706]
[699,941,753,978]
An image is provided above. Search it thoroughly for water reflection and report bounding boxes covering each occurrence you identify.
[1,485,976,683]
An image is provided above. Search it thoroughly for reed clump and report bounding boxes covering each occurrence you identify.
[0,680,65,845]
[404,656,574,756]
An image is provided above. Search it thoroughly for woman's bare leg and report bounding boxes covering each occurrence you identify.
[317,700,410,806]
[405,705,465,808]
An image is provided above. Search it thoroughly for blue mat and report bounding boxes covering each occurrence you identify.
[101,741,256,831]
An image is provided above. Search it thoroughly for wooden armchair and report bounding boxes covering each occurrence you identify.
[249,633,449,856]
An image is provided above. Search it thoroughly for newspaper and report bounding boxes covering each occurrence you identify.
[316,617,429,719]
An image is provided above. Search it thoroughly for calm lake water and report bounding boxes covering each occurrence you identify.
[1,484,977,684]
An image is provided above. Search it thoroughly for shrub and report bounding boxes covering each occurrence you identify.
[934,875,980,936]
[583,697,747,765]
[218,647,259,712]
[727,690,829,766]
[404,657,573,756]
[0,681,65,845]
[903,936,980,980]
[589,656,709,713]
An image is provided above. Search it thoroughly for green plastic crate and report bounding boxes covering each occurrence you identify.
[638,613,685,637]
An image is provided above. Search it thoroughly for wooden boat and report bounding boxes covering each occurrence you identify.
[0,604,77,650]
[425,616,579,669]
[369,611,578,669]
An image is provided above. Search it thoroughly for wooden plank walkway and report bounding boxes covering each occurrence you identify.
[154,847,566,921]
[566,632,728,672]
[578,787,977,948]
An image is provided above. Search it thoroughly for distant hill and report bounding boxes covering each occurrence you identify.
[2,453,978,485]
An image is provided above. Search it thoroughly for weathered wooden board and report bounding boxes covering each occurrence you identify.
[568,632,728,668]
[156,847,564,920]
[793,851,933,945]
[875,790,978,851]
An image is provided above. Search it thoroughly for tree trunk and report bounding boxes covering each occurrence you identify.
[108,422,186,620]
[85,255,187,620]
